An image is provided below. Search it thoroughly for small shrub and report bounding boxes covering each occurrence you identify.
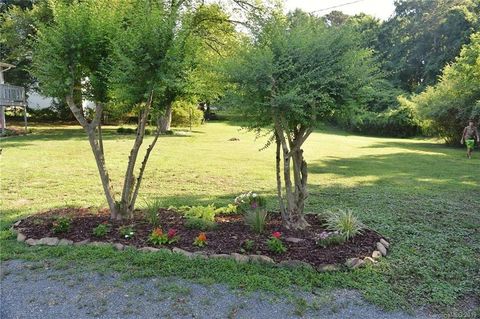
[171,100,204,127]
[145,198,162,227]
[92,223,110,238]
[183,204,217,222]
[184,217,217,231]
[324,209,364,240]
[214,204,237,215]
[193,232,207,247]
[149,228,179,245]
[316,231,345,248]
[116,127,151,135]
[241,239,255,252]
[119,226,135,239]
[52,217,72,234]
[266,231,286,254]
[116,127,135,134]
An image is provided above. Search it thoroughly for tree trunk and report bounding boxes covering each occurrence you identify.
[159,103,173,133]
[66,95,119,219]
[119,106,150,218]
[273,121,311,230]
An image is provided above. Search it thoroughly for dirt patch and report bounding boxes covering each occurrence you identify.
[16,208,382,267]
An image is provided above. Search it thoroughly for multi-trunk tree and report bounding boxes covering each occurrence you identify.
[224,11,378,229]
[32,0,234,220]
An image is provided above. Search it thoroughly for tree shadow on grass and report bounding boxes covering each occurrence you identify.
[0,127,196,149]
[308,151,478,192]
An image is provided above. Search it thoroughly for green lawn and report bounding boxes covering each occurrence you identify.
[1,121,479,316]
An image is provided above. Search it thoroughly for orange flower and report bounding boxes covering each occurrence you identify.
[197,232,207,242]
[152,228,163,237]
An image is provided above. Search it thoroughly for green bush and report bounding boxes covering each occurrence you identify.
[117,127,152,135]
[52,217,72,234]
[324,209,364,241]
[92,223,110,238]
[184,217,217,231]
[119,226,135,239]
[171,100,203,127]
[414,32,480,144]
[346,99,422,138]
[182,204,217,222]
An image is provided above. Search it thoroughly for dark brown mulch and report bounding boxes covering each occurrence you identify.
[16,208,382,267]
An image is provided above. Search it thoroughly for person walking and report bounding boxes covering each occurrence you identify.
[461,119,480,159]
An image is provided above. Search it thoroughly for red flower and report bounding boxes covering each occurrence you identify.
[167,228,177,238]
[272,231,281,239]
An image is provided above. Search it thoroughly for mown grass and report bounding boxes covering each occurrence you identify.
[1,121,479,317]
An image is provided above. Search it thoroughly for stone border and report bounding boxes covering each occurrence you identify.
[12,220,390,273]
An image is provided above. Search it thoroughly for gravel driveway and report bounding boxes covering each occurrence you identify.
[0,260,438,319]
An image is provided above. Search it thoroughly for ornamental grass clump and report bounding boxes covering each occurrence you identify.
[235,192,268,233]
[324,209,364,241]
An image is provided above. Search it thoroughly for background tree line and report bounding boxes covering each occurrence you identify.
[1,0,479,143]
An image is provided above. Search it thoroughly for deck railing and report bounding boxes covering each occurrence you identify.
[0,83,25,106]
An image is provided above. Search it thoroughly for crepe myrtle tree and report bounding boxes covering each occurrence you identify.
[31,0,212,220]
[224,11,379,229]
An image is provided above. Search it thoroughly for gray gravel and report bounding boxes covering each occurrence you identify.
[0,260,438,319]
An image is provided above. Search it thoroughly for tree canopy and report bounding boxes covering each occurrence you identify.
[223,10,379,229]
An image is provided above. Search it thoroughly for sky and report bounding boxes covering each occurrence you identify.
[284,0,396,21]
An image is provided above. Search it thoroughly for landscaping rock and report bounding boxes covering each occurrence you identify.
[210,254,231,259]
[139,247,160,253]
[16,233,26,242]
[372,250,382,259]
[25,238,40,246]
[352,259,365,269]
[39,237,59,246]
[192,252,208,259]
[345,258,362,268]
[172,247,193,258]
[74,239,90,246]
[363,257,377,265]
[284,237,305,244]
[58,239,73,246]
[380,238,390,249]
[231,253,249,263]
[278,260,314,270]
[89,241,110,247]
[376,242,387,256]
[249,255,274,264]
[317,264,340,272]
[113,243,124,251]
[158,248,172,254]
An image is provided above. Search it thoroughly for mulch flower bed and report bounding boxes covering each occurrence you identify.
[14,208,387,270]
